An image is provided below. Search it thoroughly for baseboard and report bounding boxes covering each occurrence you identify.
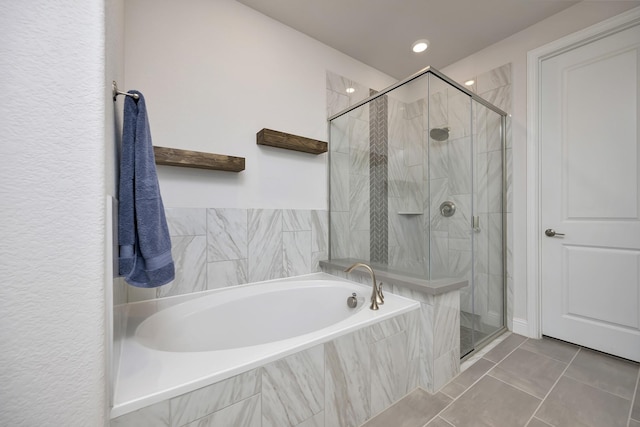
[512,318,530,337]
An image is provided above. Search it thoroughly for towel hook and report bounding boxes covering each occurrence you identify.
[112,81,139,101]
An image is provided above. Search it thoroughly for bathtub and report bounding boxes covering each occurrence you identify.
[111,272,419,418]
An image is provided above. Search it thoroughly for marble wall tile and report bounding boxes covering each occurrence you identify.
[330,212,349,259]
[477,63,511,94]
[284,231,312,277]
[430,230,449,279]
[405,165,423,213]
[370,315,406,342]
[248,209,283,282]
[170,369,260,427]
[430,178,449,232]
[327,89,349,118]
[111,401,170,427]
[330,152,349,212]
[349,229,370,260]
[284,210,311,232]
[157,235,206,298]
[325,328,372,427]
[404,116,423,167]
[429,91,448,130]
[433,347,460,391]
[371,331,410,415]
[207,259,247,289]
[185,394,261,427]
[448,137,472,195]
[387,148,406,199]
[330,115,349,154]
[481,85,512,115]
[448,194,471,239]
[311,210,328,254]
[326,70,351,94]
[447,89,472,140]
[348,97,369,121]
[262,345,324,427]
[405,99,423,120]
[350,146,370,176]
[349,173,370,231]
[433,291,460,360]
[429,139,449,180]
[296,411,324,427]
[206,208,247,262]
[350,117,370,151]
[165,208,206,237]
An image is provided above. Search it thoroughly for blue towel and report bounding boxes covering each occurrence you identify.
[118,90,175,288]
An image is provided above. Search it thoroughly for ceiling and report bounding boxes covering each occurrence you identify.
[236,0,580,79]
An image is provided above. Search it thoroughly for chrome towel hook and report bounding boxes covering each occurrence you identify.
[112,81,139,101]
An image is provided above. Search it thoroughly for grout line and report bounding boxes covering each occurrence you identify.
[425,334,529,426]
[487,373,546,401]
[523,347,582,426]
[627,367,640,427]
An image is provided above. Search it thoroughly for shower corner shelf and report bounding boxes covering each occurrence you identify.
[153,146,245,172]
[257,128,328,155]
[397,212,423,215]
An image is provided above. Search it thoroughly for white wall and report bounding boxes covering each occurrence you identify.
[0,1,108,425]
[442,1,640,332]
[124,0,396,210]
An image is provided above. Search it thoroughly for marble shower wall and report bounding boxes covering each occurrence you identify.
[111,308,420,427]
[125,208,329,302]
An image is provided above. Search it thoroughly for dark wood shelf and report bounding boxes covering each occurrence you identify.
[153,146,245,172]
[257,128,328,155]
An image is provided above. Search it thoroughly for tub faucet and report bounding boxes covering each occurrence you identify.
[344,262,384,310]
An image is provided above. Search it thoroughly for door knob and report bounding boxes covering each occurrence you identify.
[545,229,565,237]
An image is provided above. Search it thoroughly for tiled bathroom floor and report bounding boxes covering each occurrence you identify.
[362,333,640,427]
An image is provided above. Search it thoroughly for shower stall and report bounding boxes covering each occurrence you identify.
[328,67,507,358]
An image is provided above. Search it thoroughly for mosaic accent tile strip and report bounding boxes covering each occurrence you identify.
[369,89,389,264]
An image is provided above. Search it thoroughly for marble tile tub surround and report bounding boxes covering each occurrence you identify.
[124,208,329,303]
[321,260,464,393]
[112,301,421,427]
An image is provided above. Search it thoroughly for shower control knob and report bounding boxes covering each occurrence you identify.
[545,229,565,237]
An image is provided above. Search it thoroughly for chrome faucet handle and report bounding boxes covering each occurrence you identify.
[377,282,384,304]
[344,262,380,310]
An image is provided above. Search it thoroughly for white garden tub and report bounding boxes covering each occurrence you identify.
[111,273,419,418]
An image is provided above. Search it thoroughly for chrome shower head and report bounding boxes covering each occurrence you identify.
[429,127,449,141]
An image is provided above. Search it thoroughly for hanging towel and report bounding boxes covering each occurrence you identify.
[118,90,175,288]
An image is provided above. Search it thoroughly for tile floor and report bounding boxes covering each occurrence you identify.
[362,333,640,427]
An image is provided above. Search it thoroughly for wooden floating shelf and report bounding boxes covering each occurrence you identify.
[257,128,328,155]
[153,146,245,172]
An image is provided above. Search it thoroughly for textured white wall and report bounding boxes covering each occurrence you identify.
[125,0,396,209]
[0,1,108,425]
[442,1,640,331]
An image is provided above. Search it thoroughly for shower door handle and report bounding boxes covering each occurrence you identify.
[545,229,565,237]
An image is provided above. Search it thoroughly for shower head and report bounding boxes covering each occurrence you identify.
[429,127,449,142]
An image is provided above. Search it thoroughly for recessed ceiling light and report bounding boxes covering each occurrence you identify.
[464,80,475,86]
[346,87,355,94]
[412,39,429,53]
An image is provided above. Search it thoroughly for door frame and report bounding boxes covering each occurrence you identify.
[525,6,640,339]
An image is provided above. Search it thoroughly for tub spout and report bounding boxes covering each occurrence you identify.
[344,262,383,310]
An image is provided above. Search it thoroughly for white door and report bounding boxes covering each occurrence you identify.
[540,22,640,362]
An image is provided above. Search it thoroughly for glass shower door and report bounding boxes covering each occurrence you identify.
[471,99,505,352]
